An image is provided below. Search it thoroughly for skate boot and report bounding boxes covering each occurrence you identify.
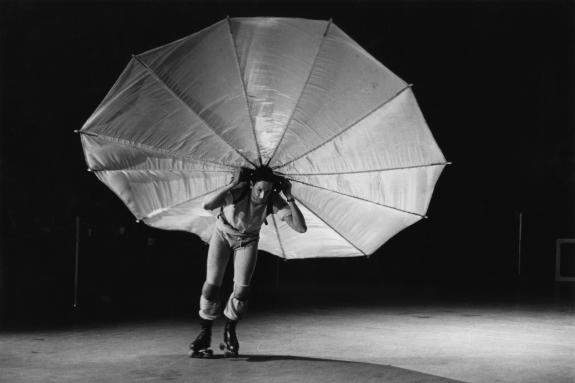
[188,319,214,358]
[219,319,239,357]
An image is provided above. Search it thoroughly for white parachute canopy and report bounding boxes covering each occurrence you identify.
[79,17,447,259]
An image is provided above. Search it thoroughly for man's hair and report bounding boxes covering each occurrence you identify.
[250,166,276,184]
[249,166,286,193]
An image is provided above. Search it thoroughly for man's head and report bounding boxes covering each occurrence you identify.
[249,166,280,205]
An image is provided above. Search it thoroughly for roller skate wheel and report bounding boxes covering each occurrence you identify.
[189,349,213,358]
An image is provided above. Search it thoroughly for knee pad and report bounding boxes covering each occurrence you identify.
[199,295,220,320]
[201,282,221,301]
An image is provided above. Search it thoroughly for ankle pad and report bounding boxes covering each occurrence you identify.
[223,295,247,321]
[199,296,220,320]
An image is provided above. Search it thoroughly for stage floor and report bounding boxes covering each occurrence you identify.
[1,301,573,383]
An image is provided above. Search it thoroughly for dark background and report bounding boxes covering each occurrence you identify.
[1,0,573,327]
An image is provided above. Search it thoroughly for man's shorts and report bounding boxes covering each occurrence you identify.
[215,217,259,251]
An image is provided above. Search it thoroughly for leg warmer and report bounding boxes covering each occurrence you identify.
[199,295,220,321]
[201,282,221,301]
[223,284,250,321]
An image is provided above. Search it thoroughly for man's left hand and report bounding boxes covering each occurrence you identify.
[281,179,293,199]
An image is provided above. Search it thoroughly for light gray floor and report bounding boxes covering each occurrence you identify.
[1,303,574,383]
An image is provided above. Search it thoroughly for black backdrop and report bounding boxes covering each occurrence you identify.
[1,0,573,324]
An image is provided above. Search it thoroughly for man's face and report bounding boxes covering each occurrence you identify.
[251,180,273,204]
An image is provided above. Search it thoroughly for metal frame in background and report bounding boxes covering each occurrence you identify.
[555,238,575,282]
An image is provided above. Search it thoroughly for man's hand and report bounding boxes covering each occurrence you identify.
[280,179,293,199]
[278,178,306,233]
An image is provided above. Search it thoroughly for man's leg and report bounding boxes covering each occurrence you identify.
[220,241,258,356]
[200,229,232,320]
[223,241,258,321]
[190,229,232,357]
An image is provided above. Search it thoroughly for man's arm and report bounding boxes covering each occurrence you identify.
[280,180,307,233]
[203,169,246,210]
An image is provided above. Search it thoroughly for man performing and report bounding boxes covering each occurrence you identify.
[189,166,307,358]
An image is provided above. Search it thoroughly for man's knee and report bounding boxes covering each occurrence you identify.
[199,282,222,320]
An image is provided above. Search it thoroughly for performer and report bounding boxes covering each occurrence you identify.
[189,166,307,358]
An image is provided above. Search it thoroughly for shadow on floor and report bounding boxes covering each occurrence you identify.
[1,352,467,383]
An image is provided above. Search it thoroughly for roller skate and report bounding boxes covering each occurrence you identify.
[219,319,239,357]
[188,319,214,358]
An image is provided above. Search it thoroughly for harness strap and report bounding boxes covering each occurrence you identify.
[219,187,277,226]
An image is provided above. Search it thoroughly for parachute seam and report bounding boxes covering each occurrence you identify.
[286,177,427,218]
[276,162,451,177]
[92,168,234,174]
[226,17,263,166]
[272,84,412,170]
[293,195,367,256]
[265,19,332,166]
[84,132,241,171]
[92,170,230,186]
[143,184,229,220]
[132,54,257,167]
